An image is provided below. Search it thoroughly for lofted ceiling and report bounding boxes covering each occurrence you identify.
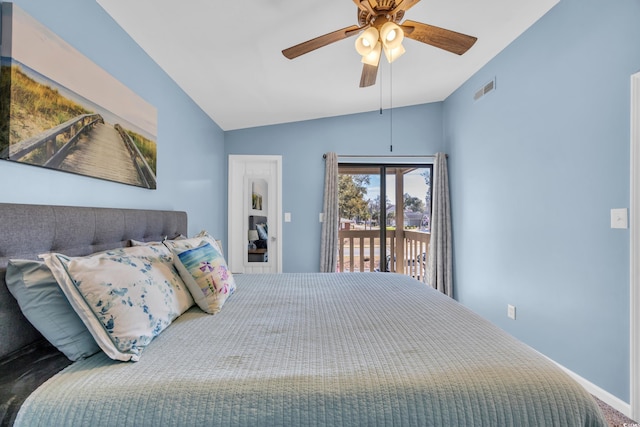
[96,0,559,131]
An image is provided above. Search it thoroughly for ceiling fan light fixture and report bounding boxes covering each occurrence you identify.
[383,43,406,63]
[281,0,478,87]
[361,41,381,66]
[380,22,404,50]
[355,27,380,57]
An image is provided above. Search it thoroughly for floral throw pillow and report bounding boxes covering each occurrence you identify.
[172,242,235,314]
[40,244,191,362]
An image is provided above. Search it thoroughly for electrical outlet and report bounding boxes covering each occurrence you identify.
[507,304,516,320]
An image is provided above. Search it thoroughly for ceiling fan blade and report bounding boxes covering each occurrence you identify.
[401,20,477,55]
[360,63,379,87]
[282,25,362,59]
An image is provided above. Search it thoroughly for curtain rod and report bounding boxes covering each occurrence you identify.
[322,154,445,159]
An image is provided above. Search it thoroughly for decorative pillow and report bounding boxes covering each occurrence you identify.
[40,244,192,362]
[172,242,236,314]
[256,223,268,240]
[5,260,101,361]
[214,239,223,254]
[114,244,194,315]
[129,239,161,246]
[163,230,222,254]
[130,235,186,246]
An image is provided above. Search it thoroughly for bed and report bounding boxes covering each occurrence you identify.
[0,203,606,426]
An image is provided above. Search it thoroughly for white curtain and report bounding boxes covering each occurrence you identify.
[320,152,339,272]
[426,153,453,296]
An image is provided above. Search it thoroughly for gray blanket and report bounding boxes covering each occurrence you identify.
[16,273,605,426]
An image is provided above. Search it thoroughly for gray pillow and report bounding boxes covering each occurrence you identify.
[5,259,100,361]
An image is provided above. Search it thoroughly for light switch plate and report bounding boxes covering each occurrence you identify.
[284,212,291,222]
[611,208,628,229]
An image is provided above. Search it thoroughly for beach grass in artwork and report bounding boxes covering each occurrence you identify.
[1,64,90,163]
[126,129,157,175]
[0,3,158,189]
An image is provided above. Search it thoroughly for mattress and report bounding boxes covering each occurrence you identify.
[15,273,606,426]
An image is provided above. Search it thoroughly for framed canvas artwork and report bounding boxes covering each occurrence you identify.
[0,3,158,189]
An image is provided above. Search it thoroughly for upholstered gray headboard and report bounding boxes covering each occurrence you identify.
[0,203,187,359]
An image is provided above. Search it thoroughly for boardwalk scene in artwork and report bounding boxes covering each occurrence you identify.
[58,121,152,188]
[0,4,157,189]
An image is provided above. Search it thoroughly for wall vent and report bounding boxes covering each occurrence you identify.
[474,78,496,101]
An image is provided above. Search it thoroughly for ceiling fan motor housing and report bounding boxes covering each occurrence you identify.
[358,9,405,27]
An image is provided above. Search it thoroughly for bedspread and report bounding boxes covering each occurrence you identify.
[15,273,605,426]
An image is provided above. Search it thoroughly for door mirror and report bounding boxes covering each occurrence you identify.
[248,179,268,262]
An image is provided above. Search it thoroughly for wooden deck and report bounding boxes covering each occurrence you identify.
[58,122,144,186]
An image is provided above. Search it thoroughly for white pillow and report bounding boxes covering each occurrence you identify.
[129,239,162,246]
[40,244,192,362]
[163,230,222,254]
[116,244,194,315]
[129,235,186,246]
[172,242,235,314]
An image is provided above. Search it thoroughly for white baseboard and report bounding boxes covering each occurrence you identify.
[550,358,632,418]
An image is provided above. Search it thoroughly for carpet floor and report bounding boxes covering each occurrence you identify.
[593,396,638,426]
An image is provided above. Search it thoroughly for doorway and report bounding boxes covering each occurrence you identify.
[337,162,432,281]
[630,71,640,420]
[228,155,282,274]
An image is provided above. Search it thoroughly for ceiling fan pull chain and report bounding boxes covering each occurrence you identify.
[379,64,383,115]
[390,60,393,152]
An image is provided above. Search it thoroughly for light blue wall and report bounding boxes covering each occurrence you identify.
[225,103,444,272]
[2,0,226,239]
[444,0,640,401]
[6,0,636,406]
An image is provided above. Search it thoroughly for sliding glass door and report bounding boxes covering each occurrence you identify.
[337,162,432,281]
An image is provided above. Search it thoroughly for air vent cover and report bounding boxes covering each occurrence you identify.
[474,78,496,101]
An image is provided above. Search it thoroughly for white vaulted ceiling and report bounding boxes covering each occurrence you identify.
[97,0,559,131]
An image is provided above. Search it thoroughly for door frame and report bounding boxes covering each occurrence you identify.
[337,161,433,275]
[630,71,640,420]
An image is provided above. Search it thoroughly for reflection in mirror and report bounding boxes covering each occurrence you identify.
[248,216,268,262]
[248,178,268,262]
[251,179,266,211]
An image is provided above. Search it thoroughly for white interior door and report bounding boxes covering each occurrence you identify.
[228,155,282,274]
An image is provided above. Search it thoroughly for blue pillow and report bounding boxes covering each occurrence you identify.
[255,223,268,240]
[5,260,100,361]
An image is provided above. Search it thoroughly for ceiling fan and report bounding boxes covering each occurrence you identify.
[282,0,477,88]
